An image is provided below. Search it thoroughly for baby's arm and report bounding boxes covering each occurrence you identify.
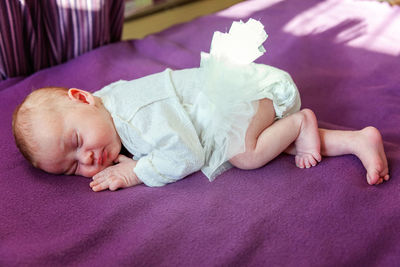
[90,155,142,192]
[129,98,205,187]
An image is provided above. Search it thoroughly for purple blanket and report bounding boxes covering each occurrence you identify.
[1,0,400,265]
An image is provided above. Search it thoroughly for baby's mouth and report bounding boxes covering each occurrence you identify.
[98,149,106,165]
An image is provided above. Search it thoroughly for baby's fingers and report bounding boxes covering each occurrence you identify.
[91,179,111,192]
[90,175,126,192]
[90,179,104,189]
[109,179,126,191]
[90,174,112,192]
[92,173,108,184]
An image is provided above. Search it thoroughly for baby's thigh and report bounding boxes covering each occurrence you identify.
[244,98,276,149]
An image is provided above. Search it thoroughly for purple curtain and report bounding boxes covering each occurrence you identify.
[0,0,124,80]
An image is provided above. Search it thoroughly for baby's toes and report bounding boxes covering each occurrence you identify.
[304,154,316,168]
[379,166,389,182]
[295,155,305,168]
[366,171,380,185]
[304,158,311,168]
[313,152,322,163]
[374,177,384,185]
[383,174,390,181]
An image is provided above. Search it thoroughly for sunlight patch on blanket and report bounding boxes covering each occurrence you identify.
[282,0,400,56]
[217,0,285,18]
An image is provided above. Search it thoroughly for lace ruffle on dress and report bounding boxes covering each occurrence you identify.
[191,19,301,180]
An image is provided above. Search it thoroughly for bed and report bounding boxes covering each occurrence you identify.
[1,0,400,265]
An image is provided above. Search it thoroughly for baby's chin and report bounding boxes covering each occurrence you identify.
[92,155,117,174]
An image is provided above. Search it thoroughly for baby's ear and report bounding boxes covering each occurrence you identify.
[68,88,95,105]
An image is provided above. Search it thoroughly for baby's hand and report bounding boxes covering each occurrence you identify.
[90,155,142,192]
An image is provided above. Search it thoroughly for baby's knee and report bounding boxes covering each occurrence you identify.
[300,108,315,117]
[294,108,316,123]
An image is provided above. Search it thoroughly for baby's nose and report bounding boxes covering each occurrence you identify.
[80,151,94,165]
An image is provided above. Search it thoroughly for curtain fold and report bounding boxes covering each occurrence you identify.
[0,0,124,80]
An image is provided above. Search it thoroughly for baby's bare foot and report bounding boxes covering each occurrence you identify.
[294,109,322,168]
[353,127,389,185]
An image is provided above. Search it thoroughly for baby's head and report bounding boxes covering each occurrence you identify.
[12,87,121,177]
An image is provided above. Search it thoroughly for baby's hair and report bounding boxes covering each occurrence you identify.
[12,87,70,166]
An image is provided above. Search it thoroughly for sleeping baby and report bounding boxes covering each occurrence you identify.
[12,19,389,191]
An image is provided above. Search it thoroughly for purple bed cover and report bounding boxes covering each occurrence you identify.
[1,0,400,266]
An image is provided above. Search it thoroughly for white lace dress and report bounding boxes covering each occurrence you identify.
[175,19,301,180]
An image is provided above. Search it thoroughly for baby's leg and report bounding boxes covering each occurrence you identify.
[318,127,389,185]
[230,99,321,169]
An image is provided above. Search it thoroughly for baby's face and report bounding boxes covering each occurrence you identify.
[33,94,121,177]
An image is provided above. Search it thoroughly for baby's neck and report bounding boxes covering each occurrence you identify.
[94,96,109,112]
